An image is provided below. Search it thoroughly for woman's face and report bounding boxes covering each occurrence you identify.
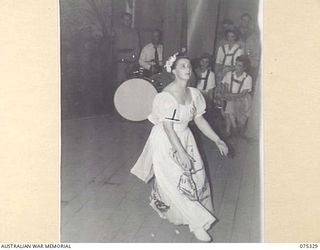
[226,31,236,43]
[173,58,192,80]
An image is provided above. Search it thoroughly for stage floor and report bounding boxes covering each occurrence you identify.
[61,114,261,243]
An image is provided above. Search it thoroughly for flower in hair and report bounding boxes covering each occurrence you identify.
[164,52,179,73]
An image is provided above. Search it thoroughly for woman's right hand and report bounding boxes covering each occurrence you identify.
[216,139,229,156]
[177,151,195,171]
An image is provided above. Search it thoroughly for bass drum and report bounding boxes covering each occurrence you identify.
[114,78,158,122]
[150,71,174,92]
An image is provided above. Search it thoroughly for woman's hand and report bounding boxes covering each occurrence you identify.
[222,93,230,101]
[215,139,229,156]
[177,151,195,171]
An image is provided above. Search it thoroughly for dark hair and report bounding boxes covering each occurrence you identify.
[241,13,252,20]
[224,29,239,41]
[171,56,190,71]
[222,19,234,25]
[198,53,212,67]
[199,52,211,60]
[236,55,251,69]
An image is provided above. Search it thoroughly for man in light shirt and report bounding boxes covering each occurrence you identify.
[194,53,216,104]
[190,53,216,112]
[221,55,253,136]
[215,29,244,83]
[139,29,163,75]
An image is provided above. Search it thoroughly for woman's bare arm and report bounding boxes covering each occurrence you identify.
[194,115,220,142]
[194,115,228,156]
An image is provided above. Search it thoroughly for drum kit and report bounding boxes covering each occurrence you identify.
[114,67,174,122]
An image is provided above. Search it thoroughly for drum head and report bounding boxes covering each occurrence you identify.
[114,78,157,121]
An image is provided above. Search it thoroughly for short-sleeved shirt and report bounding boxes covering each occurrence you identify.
[222,71,252,93]
[194,69,216,92]
[139,43,163,70]
[216,43,243,66]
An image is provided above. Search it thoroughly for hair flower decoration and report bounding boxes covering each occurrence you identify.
[164,52,179,73]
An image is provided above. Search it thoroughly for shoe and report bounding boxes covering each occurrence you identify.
[193,229,212,242]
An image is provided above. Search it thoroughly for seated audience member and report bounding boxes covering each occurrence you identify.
[221,55,253,137]
[139,29,163,75]
[215,29,244,83]
[238,13,261,83]
[193,53,216,107]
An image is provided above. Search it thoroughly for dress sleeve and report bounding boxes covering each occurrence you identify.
[193,88,206,118]
[148,92,180,124]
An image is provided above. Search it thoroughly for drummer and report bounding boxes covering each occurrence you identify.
[138,29,163,76]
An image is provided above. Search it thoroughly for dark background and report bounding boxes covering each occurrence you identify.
[60,0,259,119]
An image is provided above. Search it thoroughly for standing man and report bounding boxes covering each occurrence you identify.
[113,12,140,86]
[138,29,163,76]
[238,13,261,84]
[221,55,253,137]
[215,29,243,83]
[216,19,235,50]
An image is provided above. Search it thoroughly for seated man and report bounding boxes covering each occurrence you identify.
[139,29,163,75]
[193,53,216,107]
[221,55,253,137]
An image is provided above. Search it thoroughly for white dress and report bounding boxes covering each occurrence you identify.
[130,87,216,232]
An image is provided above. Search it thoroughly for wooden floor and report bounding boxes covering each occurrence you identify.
[60,114,261,243]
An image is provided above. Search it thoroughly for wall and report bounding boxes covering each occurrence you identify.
[135,0,165,48]
[162,0,188,60]
[60,0,114,119]
[219,0,260,25]
[187,0,220,59]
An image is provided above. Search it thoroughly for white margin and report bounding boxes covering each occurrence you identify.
[57,0,61,243]
[258,0,264,243]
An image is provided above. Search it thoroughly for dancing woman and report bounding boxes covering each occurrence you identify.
[131,53,228,242]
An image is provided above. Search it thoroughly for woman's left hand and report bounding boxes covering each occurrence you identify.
[223,94,231,101]
[216,139,229,156]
